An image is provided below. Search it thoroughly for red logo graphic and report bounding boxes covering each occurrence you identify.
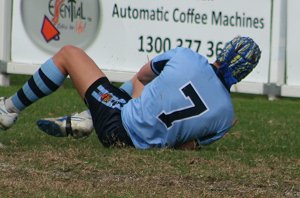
[101,93,113,102]
[41,15,60,42]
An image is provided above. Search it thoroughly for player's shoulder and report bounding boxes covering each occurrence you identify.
[173,47,195,53]
[161,47,208,66]
[175,47,206,59]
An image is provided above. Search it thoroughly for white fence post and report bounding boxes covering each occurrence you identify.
[267,0,287,100]
[0,0,13,86]
[281,0,300,97]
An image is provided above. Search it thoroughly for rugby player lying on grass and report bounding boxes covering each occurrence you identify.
[0,36,261,150]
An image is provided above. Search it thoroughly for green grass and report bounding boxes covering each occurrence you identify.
[0,75,299,197]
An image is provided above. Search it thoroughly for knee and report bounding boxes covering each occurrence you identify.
[58,45,84,58]
[53,45,85,71]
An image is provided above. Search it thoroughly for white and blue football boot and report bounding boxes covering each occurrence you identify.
[0,97,18,130]
[37,110,94,139]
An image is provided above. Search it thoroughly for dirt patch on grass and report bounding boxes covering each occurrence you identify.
[0,147,299,197]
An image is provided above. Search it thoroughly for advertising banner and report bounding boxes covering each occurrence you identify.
[11,0,271,83]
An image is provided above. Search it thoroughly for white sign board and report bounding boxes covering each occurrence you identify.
[11,0,271,83]
[287,0,300,86]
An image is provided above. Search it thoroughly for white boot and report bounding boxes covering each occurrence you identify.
[0,97,18,130]
[37,110,94,139]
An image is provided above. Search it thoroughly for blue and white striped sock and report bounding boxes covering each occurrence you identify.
[8,59,66,112]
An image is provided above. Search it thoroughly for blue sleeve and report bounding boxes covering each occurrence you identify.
[151,47,182,75]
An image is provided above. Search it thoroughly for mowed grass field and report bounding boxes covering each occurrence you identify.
[0,75,299,198]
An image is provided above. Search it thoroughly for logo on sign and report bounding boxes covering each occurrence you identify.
[41,15,60,42]
[21,0,101,53]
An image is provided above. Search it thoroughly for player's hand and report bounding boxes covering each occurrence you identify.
[176,140,201,150]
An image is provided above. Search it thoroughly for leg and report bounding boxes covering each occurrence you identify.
[53,45,106,98]
[37,77,144,138]
[1,45,105,130]
[37,76,144,138]
[6,45,104,113]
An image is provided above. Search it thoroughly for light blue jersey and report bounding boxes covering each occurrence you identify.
[121,47,234,149]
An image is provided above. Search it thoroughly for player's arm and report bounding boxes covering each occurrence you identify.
[136,61,157,85]
[137,48,180,85]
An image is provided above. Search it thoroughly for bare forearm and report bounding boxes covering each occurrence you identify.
[136,61,156,85]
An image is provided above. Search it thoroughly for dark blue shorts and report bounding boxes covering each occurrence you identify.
[84,77,134,147]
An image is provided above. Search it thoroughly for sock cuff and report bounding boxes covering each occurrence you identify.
[40,58,66,86]
[120,80,133,96]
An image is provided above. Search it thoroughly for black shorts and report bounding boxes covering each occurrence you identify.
[84,77,134,147]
